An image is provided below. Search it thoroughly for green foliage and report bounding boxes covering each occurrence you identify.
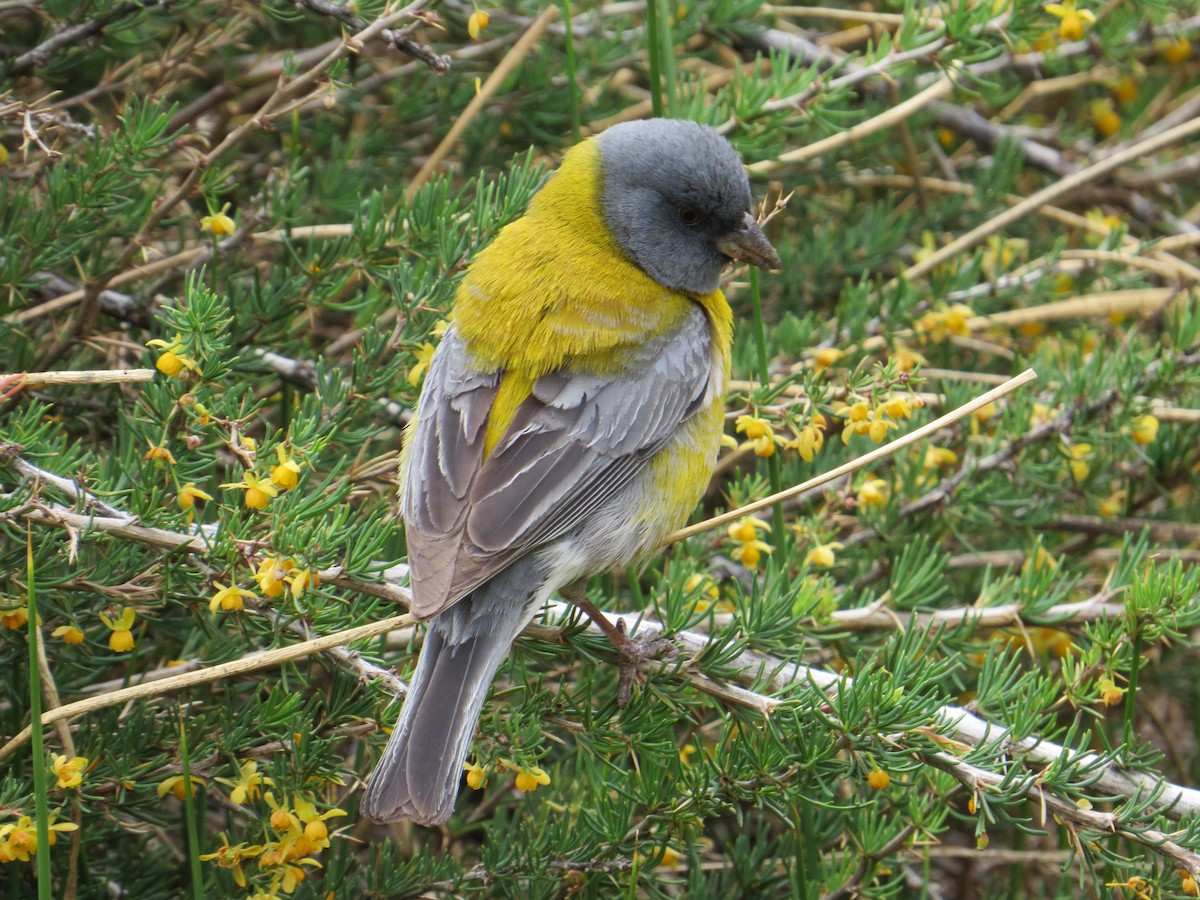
[2,0,1200,897]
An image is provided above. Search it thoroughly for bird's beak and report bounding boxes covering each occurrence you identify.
[715,211,782,271]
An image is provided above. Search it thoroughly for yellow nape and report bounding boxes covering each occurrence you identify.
[454,139,695,378]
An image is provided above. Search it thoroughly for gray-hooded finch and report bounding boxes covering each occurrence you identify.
[361,118,780,826]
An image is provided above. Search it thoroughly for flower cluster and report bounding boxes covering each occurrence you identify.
[914,303,973,343]
[835,394,915,445]
[463,758,551,794]
[222,445,304,511]
[0,814,78,864]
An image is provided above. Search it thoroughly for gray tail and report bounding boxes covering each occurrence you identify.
[360,577,535,825]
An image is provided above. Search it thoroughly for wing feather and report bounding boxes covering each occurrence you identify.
[404,308,713,618]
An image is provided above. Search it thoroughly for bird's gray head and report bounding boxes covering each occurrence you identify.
[597,118,780,295]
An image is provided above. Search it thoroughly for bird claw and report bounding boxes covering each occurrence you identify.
[612,618,677,707]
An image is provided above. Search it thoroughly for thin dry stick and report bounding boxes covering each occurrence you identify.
[0,613,415,765]
[897,115,1200,286]
[17,369,156,386]
[748,76,954,173]
[663,368,1038,545]
[970,289,1181,329]
[406,6,559,200]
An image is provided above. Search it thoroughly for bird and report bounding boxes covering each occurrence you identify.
[360,118,781,826]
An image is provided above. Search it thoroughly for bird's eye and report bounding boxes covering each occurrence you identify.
[678,207,702,227]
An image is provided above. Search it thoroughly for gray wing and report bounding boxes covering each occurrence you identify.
[404,309,714,618]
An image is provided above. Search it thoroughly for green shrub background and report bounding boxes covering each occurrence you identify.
[2,0,1200,897]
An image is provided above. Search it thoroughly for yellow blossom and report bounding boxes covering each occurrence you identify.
[286,566,319,598]
[99,607,137,652]
[867,416,894,444]
[788,421,825,462]
[727,516,769,545]
[1066,443,1092,483]
[512,764,550,793]
[157,774,204,801]
[1098,676,1124,707]
[407,342,437,386]
[731,539,773,569]
[867,768,890,790]
[982,235,1027,279]
[144,442,176,466]
[52,754,89,789]
[254,556,296,598]
[893,343,927,372]
[221,471,278,510]
[216,760,273,805]
[915,303,974,342]
[294,794,346,850]
[210,582,256,614]
[0,815,78,862]
[464,760,488,790]
[858,478,888,508]
[1130,414,1158,446]
[1098,490,1126,518]
[804,541,844,568]
[200,832,263,887]
[0,604,29,630]
[1022,546,1059,575]
[146,333,200,378]
[177,482,213,512]
[467,8,490,39]
[200,203,235,237]
[1044,0,1095,41]
[0,145,7,165]
[811,347,844,371]
[883,395,914,420]
[1090,99,1120,137]
[52,623,85,645]
[736,414,785,457]
[1156,36,1191,65]
[269,445,303,490]
[1182,871,1199,898]
[923,446,959,470]
[1104,877,1150,900]
[1112,77,1138,106]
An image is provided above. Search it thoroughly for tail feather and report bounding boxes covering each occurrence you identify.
[361,568,538,825]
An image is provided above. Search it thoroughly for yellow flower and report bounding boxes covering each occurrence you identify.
[736,414,784,457]
[858,478,888,508]
[1065,443,1092,483]
[146,333,200,378]
[199,203,235,237]
[215,760,273,805]
[293,794,346,850]
[810,347,844,371]
[99,607,137,652]
[923,446,959,470]
[52,623,85,645]
[286,566,320,598]
[1098,676,1124,707]
[1022,546,1059,575]
[883,396,914,420]
[177,482,214,511]
[199,832,263,887]
[512,764,550,793]
[0,145,8,165]
[1090,99,1120,137]
[1098,490,1126,518]
[1131,414,1158,446]
[464,760,488,790]
[0,815,78,862]
[221,471,278,510]
[52,754,89,789]
[727,516,769,545]
[1044,0,1095,41]
[157,774,204,801]
[867,415,895,444]
[1156,35,1191,65]
[209,582,256,614]
[467,8,490,40]
[915,303,973,342]
[731,539,773,569]
[867,768,890,790]
[143,442,176,466]
[0,604,29,630]
[254,556,296,598]
[1182,871,1199,898]
[804,541,844,568]
[981,235,1027,279]
[1112,76,1138,106]
[407,342,437,386]
[269,445,302,490]
[788,421,825,462]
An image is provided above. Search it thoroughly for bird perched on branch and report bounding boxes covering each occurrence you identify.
[360,118,780,826]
